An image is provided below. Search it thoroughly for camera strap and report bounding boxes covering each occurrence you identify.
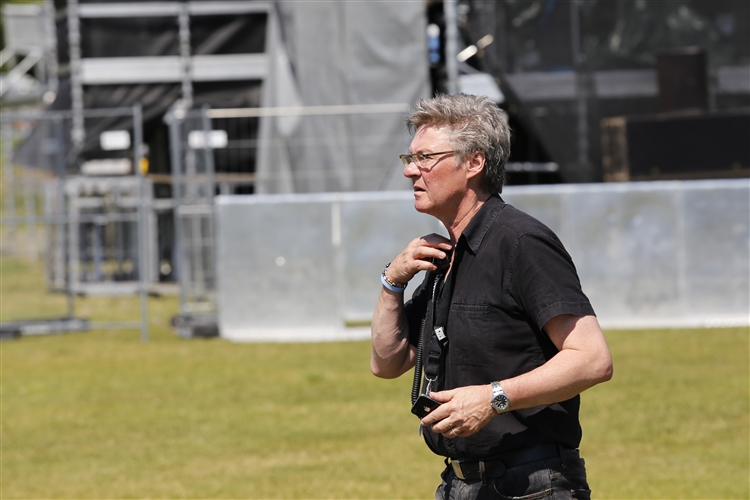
[423,270,453,384]
[410,251,455,407]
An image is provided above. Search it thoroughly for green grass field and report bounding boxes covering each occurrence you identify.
[1,256,748,499]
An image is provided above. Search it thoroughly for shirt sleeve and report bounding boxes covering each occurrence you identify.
[508,230,595,331]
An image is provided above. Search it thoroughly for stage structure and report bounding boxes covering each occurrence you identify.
[0,1,58,106]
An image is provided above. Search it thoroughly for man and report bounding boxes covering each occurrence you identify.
[371,93,613,499]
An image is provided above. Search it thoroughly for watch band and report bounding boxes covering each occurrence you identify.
[491,381,510,414]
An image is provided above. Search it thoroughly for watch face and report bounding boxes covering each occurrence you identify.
[492,394,509,412]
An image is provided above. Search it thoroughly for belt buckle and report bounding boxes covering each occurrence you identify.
[450,460,465,480]
[450,460,484,482]
[451,459,505,483]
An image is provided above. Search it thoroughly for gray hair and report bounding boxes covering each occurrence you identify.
[406,93,511,194]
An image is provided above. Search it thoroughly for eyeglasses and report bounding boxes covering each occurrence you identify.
[399,150,456,168]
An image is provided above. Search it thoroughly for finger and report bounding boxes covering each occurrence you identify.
[419,233,453,250]
[413,248,449,264]
[401,236,451,266]
[410,240,449,257]
[429,389,458,403]
[439,425,461,438]
[387,253,436,283]
[420,401,451,427]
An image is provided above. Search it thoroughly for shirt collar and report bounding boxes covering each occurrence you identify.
[459,193,506,254]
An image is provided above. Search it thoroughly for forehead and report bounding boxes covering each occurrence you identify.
[410,124,452,152]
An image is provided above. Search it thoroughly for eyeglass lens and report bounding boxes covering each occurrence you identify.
[399,151,455,167]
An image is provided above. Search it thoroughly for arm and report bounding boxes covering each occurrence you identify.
[421,314,613,437]
[370,234,453,379]
[370,286,415,379]
[501,314,613,408]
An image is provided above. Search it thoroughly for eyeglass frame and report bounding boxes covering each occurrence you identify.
[399,150,457,168]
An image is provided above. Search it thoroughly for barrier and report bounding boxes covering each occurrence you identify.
[1,106,151,340]
[215,179,750,341]
[164,102,414,322]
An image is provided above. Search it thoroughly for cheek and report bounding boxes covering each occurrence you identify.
[421,178,438,199]
[425,171,458,197]
[424,170,447,188]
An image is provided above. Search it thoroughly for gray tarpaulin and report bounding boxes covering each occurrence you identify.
[256,1,431,194]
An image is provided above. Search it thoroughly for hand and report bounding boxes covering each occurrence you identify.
[420,384,496,438]
[386,234,452,285]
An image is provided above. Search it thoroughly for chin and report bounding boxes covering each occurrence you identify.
[413,192,436,215]
[413,200,435,216]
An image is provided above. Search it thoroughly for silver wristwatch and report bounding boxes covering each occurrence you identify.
[490,381,510,414]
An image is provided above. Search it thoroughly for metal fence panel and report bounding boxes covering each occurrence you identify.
[339,193,442,323]
[1,106,150,340]
[168,107,219,316]
[215,179,749,341]
[507,180,750,328]
[216,196,337,339]
[556,184,686,321]
[682,183,749,318]
[169,103,418,325]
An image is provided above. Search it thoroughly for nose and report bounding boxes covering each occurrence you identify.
[403,158,419,179]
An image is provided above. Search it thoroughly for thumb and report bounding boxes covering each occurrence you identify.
[429,389,458,403]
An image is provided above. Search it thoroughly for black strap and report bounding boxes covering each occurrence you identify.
[410,251,454,404]
[424,270,454,383]
[434,272,453,342]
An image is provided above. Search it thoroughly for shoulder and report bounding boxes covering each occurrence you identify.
[464,195,563,254]
[485,203,574,270]
[490,201,559,242]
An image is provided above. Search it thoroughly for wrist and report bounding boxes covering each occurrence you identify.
[490,381,511,414]
[381,263,407,293]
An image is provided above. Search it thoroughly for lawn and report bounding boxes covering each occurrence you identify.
[1,256,748,499]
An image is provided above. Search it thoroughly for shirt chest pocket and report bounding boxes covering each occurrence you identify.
[451,303,490,318]
[448,303,497,367]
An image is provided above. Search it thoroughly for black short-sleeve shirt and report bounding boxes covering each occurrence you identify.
[404,194,595,460]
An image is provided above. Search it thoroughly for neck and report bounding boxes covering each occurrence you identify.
[442,191,491,243]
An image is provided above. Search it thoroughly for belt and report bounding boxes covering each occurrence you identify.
[448,443,571,483]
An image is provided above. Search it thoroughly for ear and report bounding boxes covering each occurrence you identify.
[464,151,486,181]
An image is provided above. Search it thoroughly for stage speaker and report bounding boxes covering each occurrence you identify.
[601,110,750,182]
